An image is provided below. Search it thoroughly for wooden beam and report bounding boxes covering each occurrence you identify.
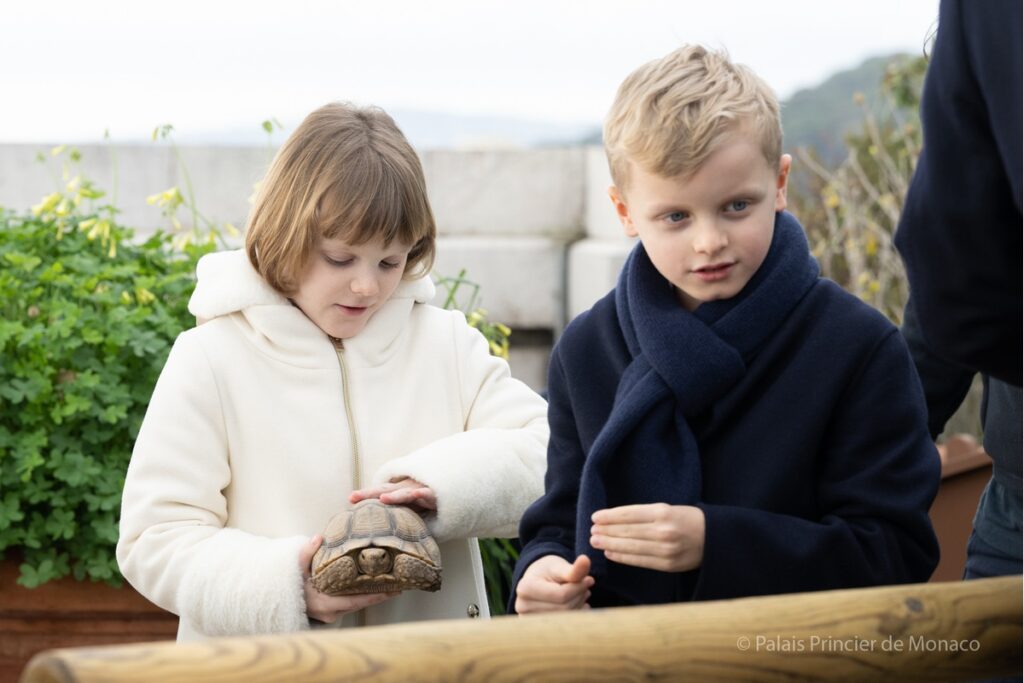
[20,576,1021,683]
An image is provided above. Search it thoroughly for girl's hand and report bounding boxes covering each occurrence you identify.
[350,478,437,512]
[590,503,705,572]
[299,535,398,623]
[514,554,593,614]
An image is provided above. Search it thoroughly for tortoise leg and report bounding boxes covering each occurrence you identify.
[312,556,359,595]
[392,554,442,592]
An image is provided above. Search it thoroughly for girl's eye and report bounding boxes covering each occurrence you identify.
[380,261,401,270]
[726,200,749,212]
[324,255,353,267]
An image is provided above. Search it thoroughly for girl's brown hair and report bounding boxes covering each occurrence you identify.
[246,102,436,294]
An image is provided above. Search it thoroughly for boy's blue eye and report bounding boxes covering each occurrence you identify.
[666,211,688,223]
[726,200,749,212]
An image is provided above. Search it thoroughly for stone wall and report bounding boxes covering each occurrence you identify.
[0,143,636,390]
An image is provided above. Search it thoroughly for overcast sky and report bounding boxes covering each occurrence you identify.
[1,0,939,145]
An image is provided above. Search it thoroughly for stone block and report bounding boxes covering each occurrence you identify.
[432,236,566,329]
[566,237,635,319]
[423,148,585,239]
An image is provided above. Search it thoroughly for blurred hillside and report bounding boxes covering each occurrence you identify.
[782,54,906,165]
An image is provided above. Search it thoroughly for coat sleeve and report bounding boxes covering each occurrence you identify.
[692,330,941,599]
[900,294,976,439]
[370,313,548,542]
[893,0,1022,385]
[116,331,310,636]
[507,348,581,612]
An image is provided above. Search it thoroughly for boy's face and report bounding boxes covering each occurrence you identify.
[291,236,411,339]
[610,132,791,311]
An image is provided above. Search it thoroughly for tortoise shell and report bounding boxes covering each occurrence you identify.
[310,499,442,595]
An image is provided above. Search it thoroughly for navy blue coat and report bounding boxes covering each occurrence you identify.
[894,0,1022,386]
[513,279,941,608]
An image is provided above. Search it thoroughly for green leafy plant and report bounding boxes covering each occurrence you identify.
[0,157,212,587]
[434,269,519,614]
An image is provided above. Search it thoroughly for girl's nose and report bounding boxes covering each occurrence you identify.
[351,273,379,297]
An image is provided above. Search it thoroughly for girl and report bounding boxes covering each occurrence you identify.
[117,102,549,641]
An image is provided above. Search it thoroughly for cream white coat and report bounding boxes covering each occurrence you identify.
[116,249,549,641]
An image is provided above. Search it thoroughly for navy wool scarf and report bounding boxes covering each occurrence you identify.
[576,210,820,603]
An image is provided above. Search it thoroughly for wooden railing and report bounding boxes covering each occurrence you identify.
[20,576,1021,682]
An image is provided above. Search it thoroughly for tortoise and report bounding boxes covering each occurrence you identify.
[310,499,442,595]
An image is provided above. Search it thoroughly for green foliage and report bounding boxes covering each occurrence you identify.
[0,186,211,587]
[435,269,511,360]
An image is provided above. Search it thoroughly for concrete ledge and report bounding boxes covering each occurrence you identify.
[0,144,174,233]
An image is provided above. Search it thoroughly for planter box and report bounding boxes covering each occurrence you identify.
[928,434,993,583]
[0,557,178,681]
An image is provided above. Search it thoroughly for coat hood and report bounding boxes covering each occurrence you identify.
[187,249,436,368]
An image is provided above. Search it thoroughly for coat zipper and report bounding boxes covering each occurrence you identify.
[332,338,361,490]
[331,337,366,628]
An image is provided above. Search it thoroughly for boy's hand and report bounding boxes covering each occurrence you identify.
[590,503,705,572]
[350,478,437,513]
[514,554,594,614]
[299,535,399,623]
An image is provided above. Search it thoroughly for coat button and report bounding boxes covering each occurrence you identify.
[466,603,480,618]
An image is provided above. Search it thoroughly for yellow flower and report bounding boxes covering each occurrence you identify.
[135,287,155,305]
[120,290,133,305]
[31,192,61,217]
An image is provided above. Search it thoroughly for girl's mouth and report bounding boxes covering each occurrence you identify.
[336,304,369,316]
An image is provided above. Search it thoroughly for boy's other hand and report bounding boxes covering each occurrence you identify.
[590,503,705,572]
[299,534,399,623]
[350,478,437,513]
[514,554,594,614]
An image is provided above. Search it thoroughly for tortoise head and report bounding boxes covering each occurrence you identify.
[356,547,393,576]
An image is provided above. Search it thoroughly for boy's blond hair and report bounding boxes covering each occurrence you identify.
[604,45,782,192]
[246,102,436,295]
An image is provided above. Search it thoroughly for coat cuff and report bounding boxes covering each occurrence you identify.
[371,424,547,542]
[178,529,310,636]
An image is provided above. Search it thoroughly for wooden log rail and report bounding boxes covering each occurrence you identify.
[20,576,1021,683]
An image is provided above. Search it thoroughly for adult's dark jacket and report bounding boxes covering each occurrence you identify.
[894,0,1022,387]
[902,295,1022,492]
[512,277,941,609]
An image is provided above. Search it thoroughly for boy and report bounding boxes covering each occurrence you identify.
[512,45,940,612]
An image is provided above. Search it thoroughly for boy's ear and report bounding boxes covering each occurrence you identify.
[608,185,638,237]
[774,154,792,212]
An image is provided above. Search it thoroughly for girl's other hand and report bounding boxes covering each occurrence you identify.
[350,478,437,512]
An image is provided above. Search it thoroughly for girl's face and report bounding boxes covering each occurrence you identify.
[291,236,412,339]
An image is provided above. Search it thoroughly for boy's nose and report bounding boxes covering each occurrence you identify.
[692,221,729,254]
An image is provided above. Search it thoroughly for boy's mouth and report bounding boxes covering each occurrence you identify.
[693,262,735,282]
